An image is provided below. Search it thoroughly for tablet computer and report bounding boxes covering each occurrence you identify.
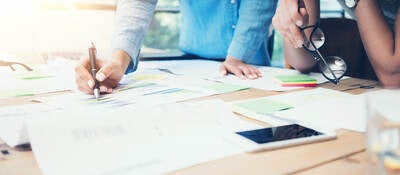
[233,124,336,153]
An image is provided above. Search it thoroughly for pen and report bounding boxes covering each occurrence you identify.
[88,41,100,99]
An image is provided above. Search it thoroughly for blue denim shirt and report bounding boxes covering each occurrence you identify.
[112,0,277,73]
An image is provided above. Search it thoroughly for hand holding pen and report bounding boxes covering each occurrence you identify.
[74,42,132,96]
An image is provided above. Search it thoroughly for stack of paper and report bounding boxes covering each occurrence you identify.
[273,75,317,87]
[362,89,400,123]
[276,96,367,133]
[0,64,75,99]
[232,88,366,132]
[152,75,250,95]
[0,103,61,147]
[26,100,261,175]
[232,98,295,126]
[38,71,244,110]
[139,59,345,91]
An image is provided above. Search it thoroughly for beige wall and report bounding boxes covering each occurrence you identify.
[0,2,115,63]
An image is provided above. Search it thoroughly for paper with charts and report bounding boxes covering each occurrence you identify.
[37,69,249,109]
[27,100,262,175]
[0,63,75,99]
[0,69,249,147]
[0,103,61,147]
[139,59,348,91]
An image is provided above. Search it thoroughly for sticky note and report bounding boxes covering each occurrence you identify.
[274,75,317,87]
[13,70,53,80]
[274,75,317,82]
[207,83,249,93]
[132,74,167,81]
[0,89,34,98]
[234,99,293,115]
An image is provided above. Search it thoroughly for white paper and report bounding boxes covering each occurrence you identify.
[153,75,249,95]
[37,67,251,110]
[232,88,365,132]
[276,96,367,132]
[0,103,61,147]
[266,87,354,106]
[139,59,222,78]
[362,89,400,122]
[139,60,348,91]
[212,67,349,92]
[38,77,215,110]
[27,100,261,175]
[0,64,75,98]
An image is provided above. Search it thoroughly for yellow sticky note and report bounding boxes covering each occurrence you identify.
[132,74,167,81]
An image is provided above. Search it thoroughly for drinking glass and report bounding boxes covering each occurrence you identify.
[366,90,400,175]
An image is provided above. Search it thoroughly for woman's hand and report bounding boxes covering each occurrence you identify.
[272,0,309,48]
[220,55,262,80]
[74,49,131,94]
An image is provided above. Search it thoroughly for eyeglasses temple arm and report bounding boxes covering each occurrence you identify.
[8,62,34,71]
[314,49,339,84]
[0,60,34,71]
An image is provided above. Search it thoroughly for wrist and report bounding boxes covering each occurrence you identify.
[112,49,131,73]
[226,55,243,62]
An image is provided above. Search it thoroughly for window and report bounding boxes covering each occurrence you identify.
[142,0,180,55]
[320,0,346,18]
[0,0,348,64]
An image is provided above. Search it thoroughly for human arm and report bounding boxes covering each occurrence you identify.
[355,0,400,87]
[272,0,320,72]
[112,0,157,73]
[220,0,277,79]
[75,0,157,94]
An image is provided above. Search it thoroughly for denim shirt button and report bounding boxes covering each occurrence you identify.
[230,0,235,4]
[231,25,236,29]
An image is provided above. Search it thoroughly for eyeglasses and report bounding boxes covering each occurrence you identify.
[0,60,34,71]
[300,24,347,84]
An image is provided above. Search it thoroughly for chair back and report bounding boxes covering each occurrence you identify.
[318,18,377,80]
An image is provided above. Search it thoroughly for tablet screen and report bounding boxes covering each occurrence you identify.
[236,124,323,144]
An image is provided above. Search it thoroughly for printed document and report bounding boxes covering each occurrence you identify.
[0,103,60,147]
[27,100,261,175]
[232,88,366,132]
[139,60,347,91]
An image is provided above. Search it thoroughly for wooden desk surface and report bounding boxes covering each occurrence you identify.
[0,78,381,175]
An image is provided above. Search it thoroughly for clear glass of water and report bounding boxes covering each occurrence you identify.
[366,90,400,175]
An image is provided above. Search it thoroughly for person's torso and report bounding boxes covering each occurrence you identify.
[337,0,399,28]
[178,0,271,66]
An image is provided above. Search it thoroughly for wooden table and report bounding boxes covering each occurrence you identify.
[0,78,381,175]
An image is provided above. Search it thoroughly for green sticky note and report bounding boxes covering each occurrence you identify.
[0,89,34,98]
[207,83,249,93]
[13,70,53,80]
[235,99,293,115]
[274,75,316,82]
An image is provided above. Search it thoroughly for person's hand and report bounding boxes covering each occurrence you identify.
[74,50,131,94]
[219,55,262,80]
[272,0,309,48]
